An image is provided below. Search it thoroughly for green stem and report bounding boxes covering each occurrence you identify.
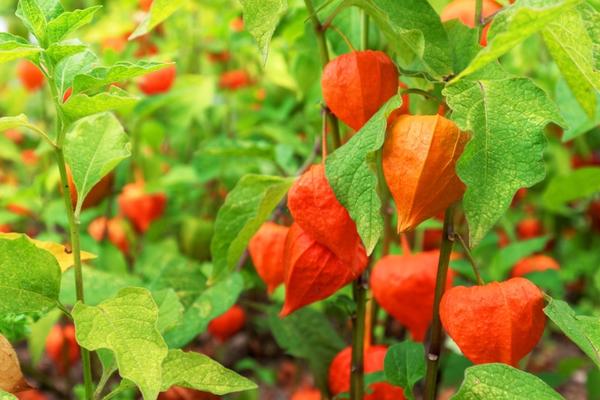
[361,11,369,51]
[350,277,367,400]
[424,205,456,400]
[304,0,342,149]
[349,12,372,400]
[453,233,484,285]
[49,78,95,400]
[475,0,483,41]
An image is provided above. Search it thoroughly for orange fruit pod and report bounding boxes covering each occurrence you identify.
[45,324,80,375]
[440,0,503,46]
[88,216,130,254]
[158,387,219,400]
[138,65,177,95]
[118,181,167,233]
[16,390,48,400]
[512,254,560,278]
[248,222,289,294]
[291,387,321,400]
[440,277,546,366]
[328,346,406,400]
[219,70,253,91]
[370,251,454,342]
[321,50,399,131]
[207,304,246,342]
[382,115,469,233]
[516,217,544,240]
[67,168,114,210]
[17,60,44,92]
[280,223,367,317]
[287,164,365,268]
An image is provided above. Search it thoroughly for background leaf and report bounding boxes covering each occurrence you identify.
[542,167,600,213]
[209,174,293,280]
[268,307,345,390]
[130,0,186,39]
[164,273,244,348]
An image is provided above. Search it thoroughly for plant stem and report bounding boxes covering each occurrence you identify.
[49,80,95,400]
[475,0,483,41]
[424,205,456,400]
[304,0,342,149]
[453,233,484,285]
[351,276,367,400]
[361,11,369,51]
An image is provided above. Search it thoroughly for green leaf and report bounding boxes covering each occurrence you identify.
[455,0,581,81]
[556,78,600,142]
[345,0,453,79]
[46,40,88,62]
[60,266,143,306]
[544,297,600,368]
[72,61,169,93]
[542,6,600,118]
[72,287,169,400]
[444,66,563,245]
[28,308,61,365]
[210,174,293,280]
[161,349,257,394]
[16,0,48,42]
[0,391,17,400]
[239,0,287,64]
[0,236,61,314]
[325,96,400,254]
[268,307,345,390]
[153,289,184,334]
[130,0,186,39]
[487,236,550,281]
[0,33,41,63]
[62,86,139,119]
[164,273,244,348]
[579,3,600,69]
[54,50,98,96]
[542,168,600,213]
[451,363,564,399]
[0,114,34,133]
[64,112,131,215]
[136,241,207,308]
[46,6,102,44]
[444,20,480,74]
[384,341,425,400]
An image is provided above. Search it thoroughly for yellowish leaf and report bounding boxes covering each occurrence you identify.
[0,233,96,272]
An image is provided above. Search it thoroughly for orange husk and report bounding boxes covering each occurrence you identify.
[382,115,468,233]
[321,50,399,131]
[248,222,289,294]
[440,277,546,366]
